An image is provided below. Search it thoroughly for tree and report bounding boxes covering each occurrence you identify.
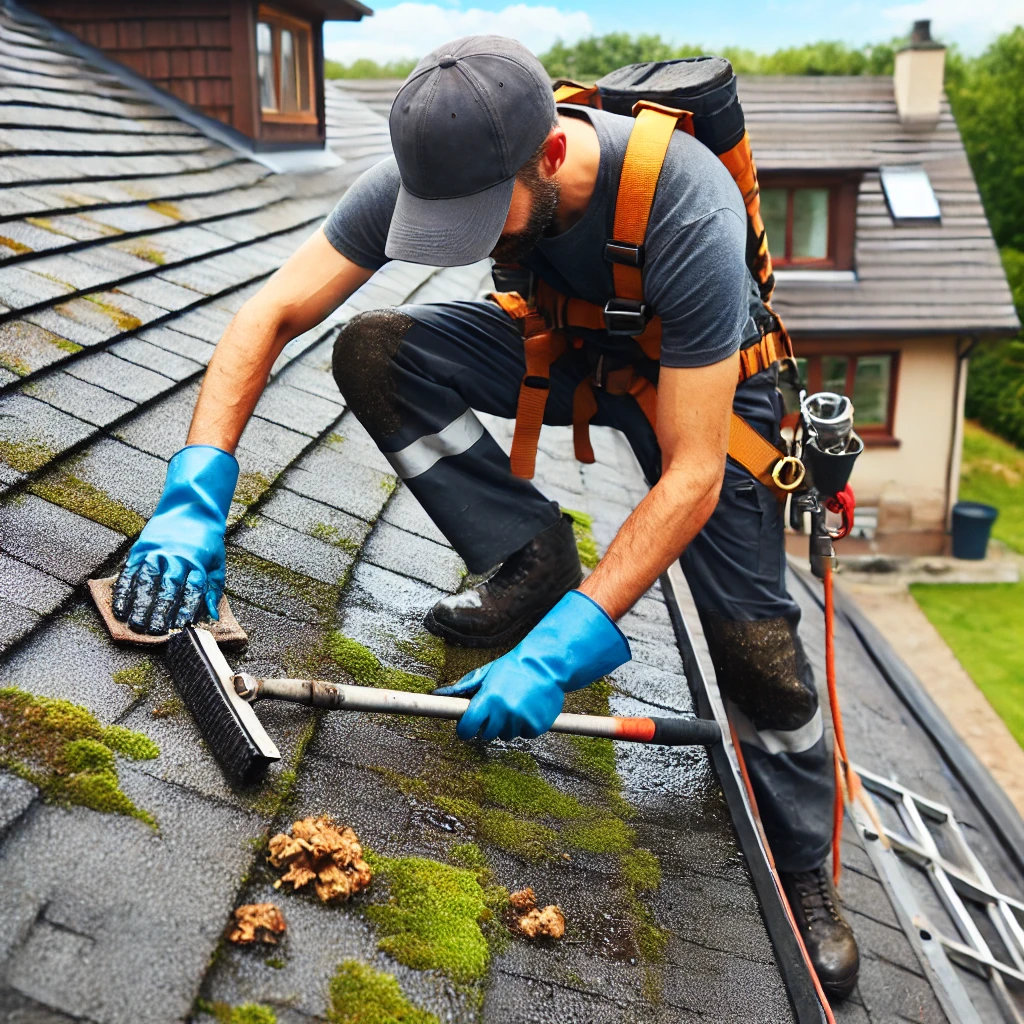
[536,34,901,80]
[945,28,1024,250]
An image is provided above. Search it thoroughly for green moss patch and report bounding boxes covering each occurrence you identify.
[0,352,30,376]
[325,634,435,694]
[620,848,662,893]
[562,508,600,569]
[235,471,272,506]
[112,660,155,700]
[0,687,158,827]
[328,961,437,1024]
[54,338,83,355]
[365,852,491,984]
[151,697,183,719]
[227,549,343,620]
[310,521,361,554]
[82,294,142,333]
[0,438,57,473]
[29,469,145,536]
[198,1001,277,1024]
[122,241,166,265]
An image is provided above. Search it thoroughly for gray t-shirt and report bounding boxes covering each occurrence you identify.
[323,106,763,368]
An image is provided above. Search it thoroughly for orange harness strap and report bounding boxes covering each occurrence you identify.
[498,104,798,497]
[611,102,694,302]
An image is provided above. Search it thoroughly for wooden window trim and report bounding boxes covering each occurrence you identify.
[795,347,900,443]
[761,173,859,271]
[257,4,317,124]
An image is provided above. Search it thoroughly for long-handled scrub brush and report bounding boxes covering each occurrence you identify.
[166,625,721,784]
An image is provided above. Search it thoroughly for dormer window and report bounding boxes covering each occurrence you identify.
[760,174,860,271]
[256,6,315,123]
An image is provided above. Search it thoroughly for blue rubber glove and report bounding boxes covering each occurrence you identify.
[112,445,239,635]
[434,590,631,742]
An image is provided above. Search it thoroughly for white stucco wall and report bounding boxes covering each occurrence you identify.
[849,336,960,536]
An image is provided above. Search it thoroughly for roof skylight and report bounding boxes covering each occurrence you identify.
[880,165,941,224]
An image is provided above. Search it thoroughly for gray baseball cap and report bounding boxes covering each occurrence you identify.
[385,35,556,266]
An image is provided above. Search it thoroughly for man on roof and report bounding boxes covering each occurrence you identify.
[112,36,859,996]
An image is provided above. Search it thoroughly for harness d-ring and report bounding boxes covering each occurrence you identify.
[771,455,805,492]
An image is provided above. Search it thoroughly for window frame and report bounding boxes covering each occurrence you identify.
[795,347,901,445]
[760,173,860,272]
[256,4,317,125]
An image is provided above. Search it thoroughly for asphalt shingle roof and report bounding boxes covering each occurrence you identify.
[2,13,1021,1023]
[0,10,794,1023]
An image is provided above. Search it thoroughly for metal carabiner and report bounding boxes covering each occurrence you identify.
[771,455,806,492]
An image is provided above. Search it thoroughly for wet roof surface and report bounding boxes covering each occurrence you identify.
[2,9,1021,1022]
[0,10,792,1022]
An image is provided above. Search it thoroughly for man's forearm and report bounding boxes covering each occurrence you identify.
[185,304,292,453]
[184,228,374,453]
[578,464,722,620]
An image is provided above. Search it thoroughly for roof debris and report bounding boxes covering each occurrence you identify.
[508,886,566,939]
[226,903,287,945]
[268,816,373,902]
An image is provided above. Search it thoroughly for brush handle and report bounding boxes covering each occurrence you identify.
[251,677,720,746]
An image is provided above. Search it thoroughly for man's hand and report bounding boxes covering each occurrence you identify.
[112,229,373,632]
[112,445,237,634]
[434,591,630,741]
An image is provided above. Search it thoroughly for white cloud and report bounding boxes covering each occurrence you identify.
[883,0,1024,53]
[323,3,593,65]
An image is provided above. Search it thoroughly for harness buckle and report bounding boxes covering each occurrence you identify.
[771,455,806,492]
[604,240,645,268]
[603,297,648,336]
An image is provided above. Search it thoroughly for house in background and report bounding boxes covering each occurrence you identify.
[22,0,371,152]
[742,21,1019,554]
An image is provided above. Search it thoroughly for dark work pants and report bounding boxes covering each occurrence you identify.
[334,299,834,873]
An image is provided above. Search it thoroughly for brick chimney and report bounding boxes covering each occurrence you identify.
[894,20,946,125]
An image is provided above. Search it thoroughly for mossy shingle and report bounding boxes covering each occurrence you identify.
[0,687,158,827]
[327,961,437,1024]
[365,852,491,984]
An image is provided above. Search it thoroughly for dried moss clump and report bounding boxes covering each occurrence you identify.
[562,507,600,569]
[0,687,158,827]
[29,470,145,536]
[327,961,438,1024]
[325,634,435,694]
[365,852,491,984]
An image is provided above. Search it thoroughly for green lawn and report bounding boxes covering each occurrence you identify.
[910,582,1024,747]
[909,421,1024,748]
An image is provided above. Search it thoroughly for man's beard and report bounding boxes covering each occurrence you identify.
[489,173,560,264]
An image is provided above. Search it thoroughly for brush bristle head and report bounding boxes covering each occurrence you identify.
[166,626,280,785]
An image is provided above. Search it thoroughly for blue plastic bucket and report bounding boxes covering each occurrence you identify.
[951,501,998,560]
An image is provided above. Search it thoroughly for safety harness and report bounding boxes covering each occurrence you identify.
[491,87,806,499]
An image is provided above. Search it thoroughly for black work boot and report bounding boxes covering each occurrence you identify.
[781,864,860,1000]
[425,514,583,648]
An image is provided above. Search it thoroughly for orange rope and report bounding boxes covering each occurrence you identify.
[729,719,838,1024]
[823,558,862,886]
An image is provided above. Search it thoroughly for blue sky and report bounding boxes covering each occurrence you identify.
[324,0,1021,65]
